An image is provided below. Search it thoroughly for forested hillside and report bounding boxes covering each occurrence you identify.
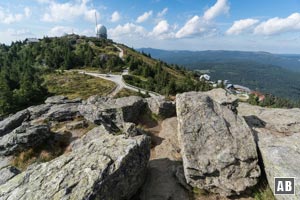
[0,35,210,116]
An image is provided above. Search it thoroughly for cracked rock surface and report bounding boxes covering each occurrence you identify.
[0,131,151,200]
[176,91,260,196]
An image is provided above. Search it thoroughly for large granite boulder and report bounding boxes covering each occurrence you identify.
[0,133,151,200]
[204,88,238,113]
[176,91,260,196]
[238,103,300,199]
[0,109,30,137]
[0,123,51,156]
[146,96,176,118]
[79,95,146,130]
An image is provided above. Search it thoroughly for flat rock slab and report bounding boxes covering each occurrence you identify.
[238,103,300,200]
[0,109,29,137]
[258,133,300,200]
[238,103,300,135]
[0,123,51,156]
[176,91,260,196]
[0,132,151,200]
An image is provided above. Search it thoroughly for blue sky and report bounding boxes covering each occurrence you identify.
[0,0,300,53]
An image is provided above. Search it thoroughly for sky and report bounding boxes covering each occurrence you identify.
[0,0,300,53]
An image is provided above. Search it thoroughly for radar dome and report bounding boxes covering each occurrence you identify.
[96,25,107,39]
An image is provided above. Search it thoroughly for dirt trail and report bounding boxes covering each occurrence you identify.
[138,117,190,200]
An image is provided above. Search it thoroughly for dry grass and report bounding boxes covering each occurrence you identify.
[114,88,148,99]
[43,71,116,99]
[11,138,67,171]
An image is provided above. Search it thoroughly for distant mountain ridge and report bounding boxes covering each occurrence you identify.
[138,48,300,101]
[138,48,300,72]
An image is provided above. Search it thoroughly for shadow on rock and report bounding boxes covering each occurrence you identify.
[133,158,190,200]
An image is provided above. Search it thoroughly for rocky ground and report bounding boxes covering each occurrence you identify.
[0,89,299,200]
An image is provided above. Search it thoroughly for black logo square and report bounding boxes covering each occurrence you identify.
[274,177,295,195]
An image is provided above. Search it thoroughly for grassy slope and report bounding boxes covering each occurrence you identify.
[43,71,116,99]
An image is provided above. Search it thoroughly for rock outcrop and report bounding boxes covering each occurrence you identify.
[146,96,176,118]
[0,166,20,185]
[0,109,30,137]
[0,123,51,156]
[176,91,260,196]
[45,95,82,104]
[44,103,81,122]
[28,104,51,120]
[258,134,300,200]
[238,102,300,135]
[238,103,300,199]
[79,95,146,131]
[0,132,151,200]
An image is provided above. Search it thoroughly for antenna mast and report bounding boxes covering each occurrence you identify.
[95,12,98,28]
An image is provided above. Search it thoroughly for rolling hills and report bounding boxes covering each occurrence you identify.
[139,48,300,100]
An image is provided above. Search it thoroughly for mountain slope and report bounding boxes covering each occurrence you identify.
[0,35,210,116]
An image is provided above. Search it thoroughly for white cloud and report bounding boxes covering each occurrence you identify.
[175,0,229,38]
[152,20,169,35]
[203,0,229,21]
[24,7,31,18]
[36,0,52,4]
[0,7,31,24]
[111,11,120,22]
[7,28,33,37]
[136,10,153,23]
[109,23,147,38]
[150,20,174,39]
[0,29,34,44]
[226,19,259,35]
[157,8,168,18]
[42,0,100,23]
[175,16,208,38]
[254,13,300,35]
[49,26,73,36]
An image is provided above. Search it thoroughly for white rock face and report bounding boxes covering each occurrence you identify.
[176,91,260,196]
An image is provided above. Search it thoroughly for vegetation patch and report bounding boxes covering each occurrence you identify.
[11,133,69,171]
[253,179,275,200]
[114,88,149,98]
[43,71,116,99]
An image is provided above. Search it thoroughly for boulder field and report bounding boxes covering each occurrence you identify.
[0,89,299,199]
